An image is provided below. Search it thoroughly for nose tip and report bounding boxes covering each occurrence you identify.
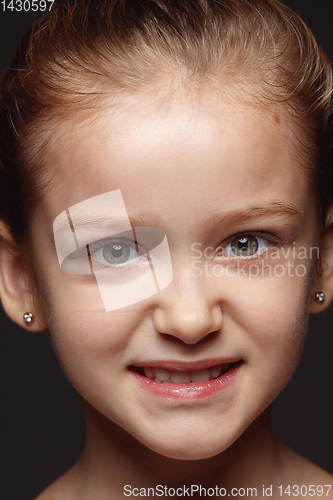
[153,303,223,345]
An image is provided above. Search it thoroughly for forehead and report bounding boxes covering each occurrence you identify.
[41,92,311,229]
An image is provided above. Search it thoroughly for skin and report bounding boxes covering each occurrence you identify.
[0,89,333,498]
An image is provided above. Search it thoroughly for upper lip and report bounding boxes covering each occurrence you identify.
[130,358,242,372]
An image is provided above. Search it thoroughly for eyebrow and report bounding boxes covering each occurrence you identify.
[55,211,160,231]
[208,201,304,229]
[55,201,303,232]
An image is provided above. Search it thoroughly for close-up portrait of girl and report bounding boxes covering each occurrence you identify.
[0,0,333,498]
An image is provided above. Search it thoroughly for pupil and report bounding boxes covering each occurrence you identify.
[231,236,258,256]
[239,238,248,251]
[102,243,131,264]
[111,244,123,257]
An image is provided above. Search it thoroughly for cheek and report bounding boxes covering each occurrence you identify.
[231,268,312,397]
[36,269,143,393]
[30,233,151,409]
[48,309,135,371]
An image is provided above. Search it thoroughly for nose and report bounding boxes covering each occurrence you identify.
[152,278,223,345]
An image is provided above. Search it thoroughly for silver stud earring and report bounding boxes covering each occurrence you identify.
[315,292,325,304]
[23,312,33,324]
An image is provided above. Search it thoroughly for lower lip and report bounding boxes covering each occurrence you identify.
[130,362,242,400]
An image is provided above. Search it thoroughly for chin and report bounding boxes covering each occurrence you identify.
[137,428,236,461]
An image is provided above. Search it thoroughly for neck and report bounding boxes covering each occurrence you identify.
[71,401,284,499]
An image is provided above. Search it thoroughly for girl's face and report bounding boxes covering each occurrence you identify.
[30,91,318,459]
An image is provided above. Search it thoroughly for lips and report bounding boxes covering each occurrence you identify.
[142,363,230,383]
[130,361,242,399]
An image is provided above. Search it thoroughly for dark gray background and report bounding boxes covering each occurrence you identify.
[0,1,333,499]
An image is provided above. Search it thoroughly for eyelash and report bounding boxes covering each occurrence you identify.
[217,231,283,259]
[88,237,138,253]
[70,230,284,268]
[81,237,146,268]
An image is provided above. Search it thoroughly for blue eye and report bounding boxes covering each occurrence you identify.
[59,227,167,275]
[92,241,141,266]
[224,235,269,257]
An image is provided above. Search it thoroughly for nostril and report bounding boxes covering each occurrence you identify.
[151,294,223,346]
[153,300,223,343]
[159,328,220,346]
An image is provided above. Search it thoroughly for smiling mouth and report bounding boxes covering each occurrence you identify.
[130,362,241,384]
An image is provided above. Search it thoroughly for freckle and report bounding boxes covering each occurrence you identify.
[273,114,280,125]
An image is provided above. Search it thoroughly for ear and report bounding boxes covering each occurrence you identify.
[309,206,333,314]
[0,221,48,331]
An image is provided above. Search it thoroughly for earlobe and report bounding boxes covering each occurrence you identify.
[0,221,48,332]
[309,290,329,314]
[309,207,333,314]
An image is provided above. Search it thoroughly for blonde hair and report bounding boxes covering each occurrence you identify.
[0,0,332,244]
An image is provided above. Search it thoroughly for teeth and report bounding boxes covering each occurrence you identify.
[142,363,230,383]
[210,365,222,378]
[155,368,170,381]
[144,367,156,379]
